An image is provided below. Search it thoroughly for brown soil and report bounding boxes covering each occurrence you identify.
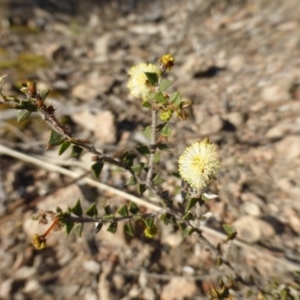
[0,1,300,299]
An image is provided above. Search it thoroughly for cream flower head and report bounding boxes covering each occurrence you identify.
[178,139,220,190]
[127,63,161,100]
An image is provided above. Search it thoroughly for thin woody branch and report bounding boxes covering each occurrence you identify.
[59,209,166,224]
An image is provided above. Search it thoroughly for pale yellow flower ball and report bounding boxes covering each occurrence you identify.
[127,63,161,100]
[178,139,220,190]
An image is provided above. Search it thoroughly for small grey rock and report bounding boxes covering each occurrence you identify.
[83,260,101,275]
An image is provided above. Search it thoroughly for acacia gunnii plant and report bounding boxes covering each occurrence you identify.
[1,54,283,299]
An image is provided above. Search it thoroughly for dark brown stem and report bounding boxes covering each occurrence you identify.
[60,209,166,224]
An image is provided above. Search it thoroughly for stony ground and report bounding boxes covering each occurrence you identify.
[0,0,300,299]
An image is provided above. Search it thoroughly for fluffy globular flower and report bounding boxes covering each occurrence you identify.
[127,63,160,100]
[178,139,220,190]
